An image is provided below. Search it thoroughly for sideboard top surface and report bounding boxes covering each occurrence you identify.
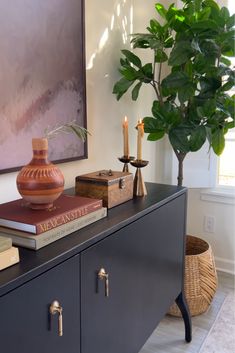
[0,183,186,296]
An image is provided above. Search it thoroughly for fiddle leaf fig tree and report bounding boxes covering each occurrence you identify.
[113,0,235,186]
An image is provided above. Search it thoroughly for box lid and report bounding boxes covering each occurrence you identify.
[76,170,132,186]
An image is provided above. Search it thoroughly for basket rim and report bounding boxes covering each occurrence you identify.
[186,235,210,256]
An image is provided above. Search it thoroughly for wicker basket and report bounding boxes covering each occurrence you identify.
[169,235,218,317]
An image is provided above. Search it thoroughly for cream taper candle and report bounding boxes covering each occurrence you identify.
[122,116,129,157]
[137,119,144,160]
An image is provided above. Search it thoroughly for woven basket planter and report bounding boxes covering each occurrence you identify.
[169,235,218,317]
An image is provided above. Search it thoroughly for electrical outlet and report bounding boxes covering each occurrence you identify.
[204,215,216,233]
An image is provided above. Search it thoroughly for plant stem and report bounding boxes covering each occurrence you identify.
[173,149,187,186]
[157,61,164,106]
[158,61,162,84]
[151,81,161,101]
[151,51,164,106]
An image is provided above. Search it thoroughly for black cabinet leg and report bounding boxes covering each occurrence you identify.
[175,292,192,343]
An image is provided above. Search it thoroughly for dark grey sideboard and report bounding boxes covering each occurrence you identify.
[0,183,191,353]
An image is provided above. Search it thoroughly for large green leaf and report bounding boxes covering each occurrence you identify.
[221,94,235,119]
[169,126,191,153]
[151,101,167,122]
[132,82,142,101]
[224,121,235,133]
[148,19,163,34]
[199,39,220,58]
[199,76,222,97]
[155,3,167,18]
[222,47,235,57]
[143,116,165,141]
[155,49,168,63]
[221,43,235,57]
[147,131,165,141]
[205,65,227,78]
[178,83,196,104]
[212,129,225,155]
[220,56,231,66]
[204,0,220,11]
[217,29,235,49]
[166,6,188,32]
[164,36,174,48]
[113,78,134,100]
[143,117,159,132]
[193,53,214,74]
[119,66,139,81]
[148,101,181,130]
[120,58,129,67]
[227,14,235,29]
[131,33,161,50]
[203,0,221,25]
[220,7,230,23]
[163,102,181,125]
[168,41,195,66]
[221,80,235,92]
[196,99,216,118]
[165,4,178,22]
[198,7,211,21]
[162,72,191,91]
[189,126,207,151]
[143,116,166,133]
[141,63,153,82]
[190,19,219,32]
[185,60,193,78]
[121,50,142,68]
[131,34,151,49]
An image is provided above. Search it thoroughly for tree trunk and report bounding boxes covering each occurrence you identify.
[175,152,187,187]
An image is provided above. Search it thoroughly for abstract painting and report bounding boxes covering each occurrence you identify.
[0,0,87,173]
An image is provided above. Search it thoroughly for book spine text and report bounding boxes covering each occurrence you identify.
[36,202,102,234]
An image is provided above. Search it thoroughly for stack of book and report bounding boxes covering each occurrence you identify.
[0,236,19,270]
[0,194,107,250]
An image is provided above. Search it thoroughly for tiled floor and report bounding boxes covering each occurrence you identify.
[199,291,235,353]
[139,271,235,353]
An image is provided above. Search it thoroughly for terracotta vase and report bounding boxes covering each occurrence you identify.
[16,138,65,209]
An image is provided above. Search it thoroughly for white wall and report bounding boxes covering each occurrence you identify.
[187,189,235,274]
[0,0,161,204]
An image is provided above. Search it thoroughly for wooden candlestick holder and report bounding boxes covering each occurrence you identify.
[118,156,135,172]
[130,159,149,196]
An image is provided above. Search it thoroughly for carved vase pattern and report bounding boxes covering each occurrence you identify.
[16,138,65,209]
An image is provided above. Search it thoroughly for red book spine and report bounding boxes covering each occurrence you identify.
[35,201,102,234]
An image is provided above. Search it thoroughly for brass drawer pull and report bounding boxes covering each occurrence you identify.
[98,268,109,297]
[50,300,63,336]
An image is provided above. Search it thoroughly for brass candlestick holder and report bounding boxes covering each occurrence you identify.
[118,156,135,172]
[130,159,149,196]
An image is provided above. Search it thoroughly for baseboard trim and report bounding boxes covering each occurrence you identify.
[215,256,235,275]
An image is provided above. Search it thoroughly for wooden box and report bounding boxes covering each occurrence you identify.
[75,170,133,208]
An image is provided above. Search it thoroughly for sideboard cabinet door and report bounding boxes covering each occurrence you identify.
[81,194,186,353]
[0,255,80,353]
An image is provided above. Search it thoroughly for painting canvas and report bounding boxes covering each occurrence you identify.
[0,0,87,174]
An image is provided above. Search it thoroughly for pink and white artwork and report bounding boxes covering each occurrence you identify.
[0,0,86,173]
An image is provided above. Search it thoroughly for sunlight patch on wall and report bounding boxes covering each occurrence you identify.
[116,3,120,16]
[110,15,115,30]
[130,5,133,36]
[87,0,132,69]
[99,28,109,51]
[86,53,96,70]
